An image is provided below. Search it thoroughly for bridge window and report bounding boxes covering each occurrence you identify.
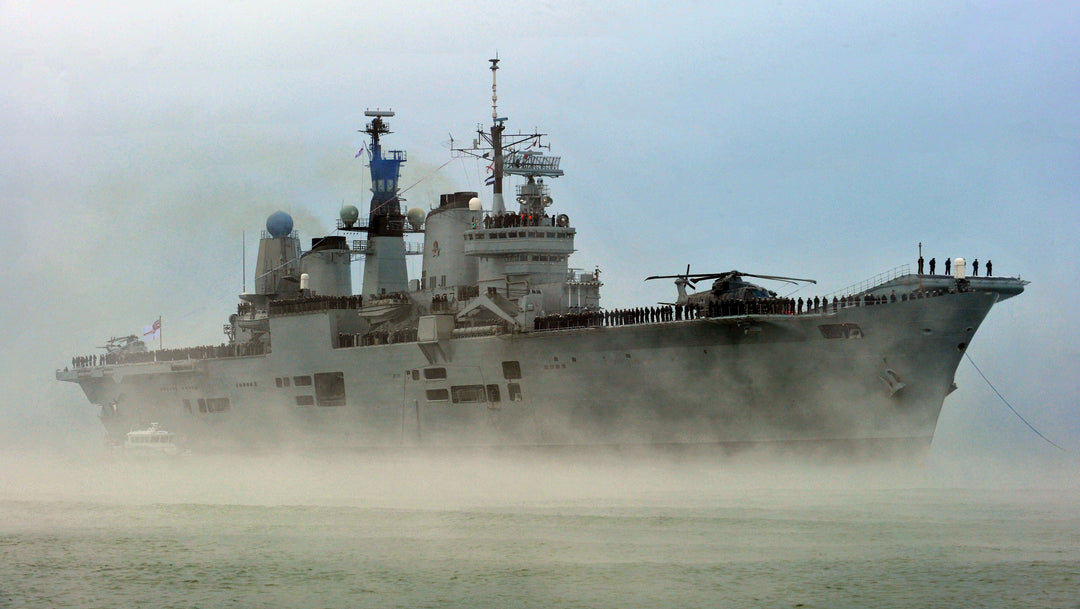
[426,388,449,402]
[486,384,501,403]
[508,383,522,401]
[294,375,313,387]
[424,367,447,380]
[295,395,314,406]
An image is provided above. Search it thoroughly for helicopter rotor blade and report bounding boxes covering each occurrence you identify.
[647,269,816,285]
[736,272,817,285]
[646,262,692,282]
[646,272,727,282]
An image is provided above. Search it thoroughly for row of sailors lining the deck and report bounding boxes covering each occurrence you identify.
[480,211,557,229]
[805,288,954,313]
[534,304,700,330]
[69,342,269,368]
[268,294,365,315]
[534,298,810,331]
[531,289,961,332]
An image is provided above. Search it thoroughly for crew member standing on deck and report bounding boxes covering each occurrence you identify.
[929,258,936,275]
[918,254,924,275]
[945,257,951,276]
[973,259,979,276]
[986,260,992,276]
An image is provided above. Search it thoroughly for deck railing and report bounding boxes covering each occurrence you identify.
[824,264,911,299]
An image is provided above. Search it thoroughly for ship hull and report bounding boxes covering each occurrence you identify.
[59,289,999,456]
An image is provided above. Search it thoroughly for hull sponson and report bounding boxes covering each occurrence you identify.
[60,290,998,454]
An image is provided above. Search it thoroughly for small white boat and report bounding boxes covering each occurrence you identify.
[123,423,187,456]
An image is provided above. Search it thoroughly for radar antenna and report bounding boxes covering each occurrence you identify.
[451,58,563,215]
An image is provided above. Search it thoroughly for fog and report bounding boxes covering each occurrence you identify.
[3,443,1076,514]
[2,1,1079,489]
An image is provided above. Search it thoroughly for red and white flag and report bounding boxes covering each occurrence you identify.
[143,318,161,341]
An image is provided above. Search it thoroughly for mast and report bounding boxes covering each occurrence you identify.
[358,109,410,296]
[451,58,559,214]
[363,110,405,233]
[490,57,506,214]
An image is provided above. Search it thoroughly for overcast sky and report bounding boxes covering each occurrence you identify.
[2,1,1077,462]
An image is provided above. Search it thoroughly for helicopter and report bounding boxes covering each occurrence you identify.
[645,265,816,307]
[98,335,149,355]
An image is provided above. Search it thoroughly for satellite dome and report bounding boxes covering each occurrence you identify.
[340,205,359,227]
[406,207,426,229]
[266,211,294,238]
[468,197,482,211]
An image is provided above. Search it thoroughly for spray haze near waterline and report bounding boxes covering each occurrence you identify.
[4,447,1078,513]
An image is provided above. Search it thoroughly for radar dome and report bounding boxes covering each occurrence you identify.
[468,197,482,211]
[266,211,294,237]
[340,205,359,227]
[406,207,426,229]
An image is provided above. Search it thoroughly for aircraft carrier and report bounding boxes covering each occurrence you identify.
[57,59,1027,454]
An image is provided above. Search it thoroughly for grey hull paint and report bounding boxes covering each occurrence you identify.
[61,288,1000,455]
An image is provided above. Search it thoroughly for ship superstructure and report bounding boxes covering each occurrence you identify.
[57,61,1026,455]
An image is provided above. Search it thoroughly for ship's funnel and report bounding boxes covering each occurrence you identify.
[300,236,352,296]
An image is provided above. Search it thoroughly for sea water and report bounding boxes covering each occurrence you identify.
[1,450,1077,609]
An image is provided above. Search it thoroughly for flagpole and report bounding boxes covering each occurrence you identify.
[159,315,163,351]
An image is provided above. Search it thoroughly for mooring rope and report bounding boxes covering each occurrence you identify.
[964,351,1067,452]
